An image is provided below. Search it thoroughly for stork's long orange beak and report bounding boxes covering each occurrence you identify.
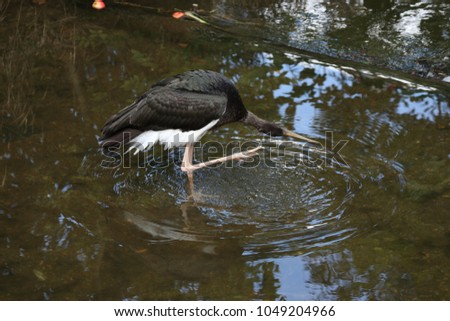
[282,128,320,145]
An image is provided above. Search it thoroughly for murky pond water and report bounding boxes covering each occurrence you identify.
[1,1,449,300]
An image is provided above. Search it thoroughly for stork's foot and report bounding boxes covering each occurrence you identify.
[181,146,263,172]
[183,170,220,202]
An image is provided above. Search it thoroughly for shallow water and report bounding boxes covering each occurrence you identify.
[1,1,449,300]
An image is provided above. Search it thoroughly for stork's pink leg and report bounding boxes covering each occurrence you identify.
[181,143,195,194]
[181,145,262,172]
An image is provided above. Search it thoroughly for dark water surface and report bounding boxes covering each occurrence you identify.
[1,1,449,300]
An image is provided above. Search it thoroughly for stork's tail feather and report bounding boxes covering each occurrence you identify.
[99,98,145,148]
[99,128,142,149]
[101,102,138,136]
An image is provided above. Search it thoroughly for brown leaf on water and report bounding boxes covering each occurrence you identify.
[172,11,185,19]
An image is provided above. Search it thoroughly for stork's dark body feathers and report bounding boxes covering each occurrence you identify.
[100,69,318,174]
[101,70,247,147]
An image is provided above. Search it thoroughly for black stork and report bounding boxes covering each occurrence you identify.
[100,69,319,176]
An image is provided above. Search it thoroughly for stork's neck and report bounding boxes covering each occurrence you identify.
[242,112,270,131]
[241,111,283,136]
